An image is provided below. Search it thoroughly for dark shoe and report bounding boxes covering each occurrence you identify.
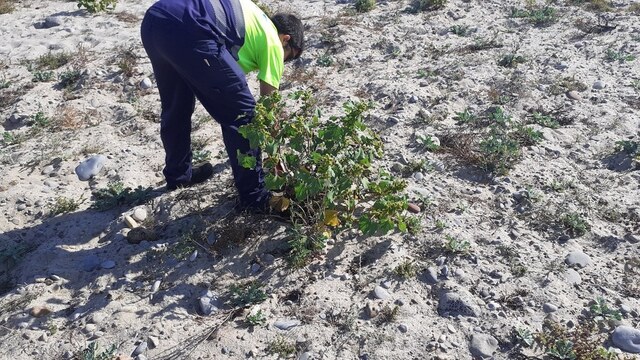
[166,163,214,191]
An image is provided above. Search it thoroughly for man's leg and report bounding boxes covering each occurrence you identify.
[141,13,197,188]
[164,41,268,207]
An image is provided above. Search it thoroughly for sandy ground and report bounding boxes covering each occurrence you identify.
[1,0,639,359]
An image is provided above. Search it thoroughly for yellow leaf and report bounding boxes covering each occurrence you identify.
[269,195,290,212]
[324,210,340,227]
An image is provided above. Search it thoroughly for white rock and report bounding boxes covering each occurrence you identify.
[373,285,390,300]
[565,251,591,268]
[274,319,301,330]
[132,208,148,222]
[189,250,198,262]
[470,333,499,358]
[151,280,161,293]
[140,78,153,90]
[74,155,107,181]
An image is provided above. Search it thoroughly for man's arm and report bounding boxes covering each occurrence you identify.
[259,80,278,97]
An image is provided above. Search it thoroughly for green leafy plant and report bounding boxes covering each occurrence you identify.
[113,45,137,78]
[393,260,416,279]
[33,51,71,71]
[75,341,117,360]
[316,53,333,67]
[32,70,55,83]
[416,133,440,152]
[91,181,153,211]
[238,91,413,266]
[1,131,19,146]
[560,213,590,237]
[266,336,296,358]
[532,112,560,128]
[77,0,117,13]
[443,234,470,255]
[605,48,636,63]
[49,196,85,216]
[354,0,375,12]
[411,0,447,12]
[498,54,527,68]
[229,281,267,307]
[454,108,477,124]
[59,69,83,90]
[511,6,557,26]
[245,309,267,326]
[548,339,577,360]
[615,140,639,155]
[193,149,212,164]
[450,25,470,36]
[515,327,535,347]
[589,297,622,323]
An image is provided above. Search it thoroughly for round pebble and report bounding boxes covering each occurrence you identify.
[413,172,425,181]
[543,303,558,313]
[566,90,582,101]
[75,155,107,181]
[612,326,640,353]
[373,285,390,300]
[592,81,605,90]
[100,260,116,269]
[565,251,591,268]
[132,208,148,222]
[140,78,153,90]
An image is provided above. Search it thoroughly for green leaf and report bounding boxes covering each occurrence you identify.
[237,150,257,169]
[265,173,286,190]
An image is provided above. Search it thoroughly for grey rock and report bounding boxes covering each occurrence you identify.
[565,251,591,268]
[470,333,499,358]
[75,155,107,181]
[624,234,640,244]
[43,17,63,28]
[298,352,313,360]
[148,336,159,348]
[136,355,147,360]
[140,78,153,90]
[437,289,481,317]
[41,165,55,176]
[43,180,58,188]
[398,324,408,333]
[543,303,558,313]
[206,233,218,245]
[100,260,115,269]
[612,326,640,353]
[262,254,275,265]
[593,81,605,90]
[564,269,582,285]
[381,280,392,289]
[189,250,198,262]
[151,279,161,293]
[199,295,219,316]
[425,267,439,284]
[413,172,424,181]
[38,333,48,342]
[274,319,301,330]
[566,91,582,100]
[373,285,390,300]
[132,341,147,356]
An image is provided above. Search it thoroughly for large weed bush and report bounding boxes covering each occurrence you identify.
[239,92,415,266]
[77,0,117,13]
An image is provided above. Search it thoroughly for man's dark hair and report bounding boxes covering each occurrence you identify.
[271,13,304,58]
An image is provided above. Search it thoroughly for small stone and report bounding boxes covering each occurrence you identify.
[136,355,147,360]
[398,324,408,333]
[38,333,48,341]
[43,16,62,28]
[424,267,439,284]
[413,172,424,181]
[469,333,499,358]
[148,336,159,349]
[592,81,605,90]
[41,165,55,176]
[124,215,140,229]
[140,78,153,90]
[189,250,198,262]
[611,326,640,353]
[487,302,500,311]
[75,155,107,181]
[251,263,261,273]
[30,306,52,318]
[566,91,582,101]
[543,303,558,313]
[100,260,116,269]
[381,280,392,289]
[132,341,147,356]
[298,352,313,360]
[274,319,301,330]
[565,251,591,268]
[373,285,390,300]
[151,280,161,293]
[365,301,378,318]
[564,269,582,285]
[206,233,218,245]
[437,289,481,317]
[199,296,218,315]
[262,254,275,265]
[624,234,640,244]
[132,208,148,222]
[407,203,421,214]
[447,324,457,333]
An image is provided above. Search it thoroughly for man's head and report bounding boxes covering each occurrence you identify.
[271,13,304,62]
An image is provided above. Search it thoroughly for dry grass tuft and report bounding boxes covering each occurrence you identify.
[0,0,15,14]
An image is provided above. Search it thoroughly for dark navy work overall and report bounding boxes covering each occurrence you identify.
[140,0,268,207]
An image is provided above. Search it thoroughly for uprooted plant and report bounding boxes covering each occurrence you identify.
[238,91,415,266]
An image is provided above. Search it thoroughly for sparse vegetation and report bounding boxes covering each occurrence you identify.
[393,260,417,279]
[498,54,526,68]
[354,0,375,12]
[410,0,447,12]
[605,48,636,63]
[33,51,71,71]
[113,45,137,78]
[229,281,267,307]
[77,0,117,13]
[511,5,558,26]
[266,336,296,358]
[73,341,117,360]
[91,181,153,211]
[245,309,267,326]
[48,196,84,216]
[443,235,470,255]
[560,212,590,237]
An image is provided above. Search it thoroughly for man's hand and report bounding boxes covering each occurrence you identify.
[259,80,277,97]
